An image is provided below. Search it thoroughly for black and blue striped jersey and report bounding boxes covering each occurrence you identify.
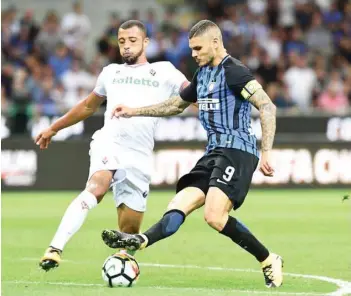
[180,55,261,158]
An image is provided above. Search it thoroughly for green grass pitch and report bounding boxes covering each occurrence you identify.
[2,189,351,296]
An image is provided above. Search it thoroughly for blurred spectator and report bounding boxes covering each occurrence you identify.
[61,1,91,52]
[146,31,167,61]
[36,11,63,58]
[129,9,140,21]
[284,53,317,110]
[34,77,58,117]
[20,9,40,42]
[9,24,33,66]
[164,29,190,67]
[323,1,343,26]
[11,68,32,133]
[1,63,15,98]
[205,0,225,22]
[256,51,278,86]
[317,81,349,112]
[249,14,270,48]
[284,26,307,55]
[246,41,261,71]
[248,0,266,16]
[48,43,72,79]
[97,12,122,63]
[266,0,279,29]
[1,86,9,115]
[6,5,20,36]
[266,82,295,109]
[295,1,314,31]
[159,7,177,35]
[144,9,158,38]
[61,59,92,109]
[306,12,333,56]
[26,66,43,103]
[261,29,282,62]
[105,12,120,37]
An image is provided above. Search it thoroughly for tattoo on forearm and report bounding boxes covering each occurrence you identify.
[134,96,191,117]
[247,89,276,151]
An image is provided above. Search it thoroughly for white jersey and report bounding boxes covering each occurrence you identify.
[92,61,187,179]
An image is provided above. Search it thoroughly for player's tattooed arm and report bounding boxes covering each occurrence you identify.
[134,96,191,117]
[247,88,276,151]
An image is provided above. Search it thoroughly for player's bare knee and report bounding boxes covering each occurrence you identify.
[204,210,226,231]
[86,181,109,203]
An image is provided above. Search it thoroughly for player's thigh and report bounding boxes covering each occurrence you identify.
[87,139,126,200]
[86,170,114,202]
[117,204,144,234]
[208,148,258,210]
[167,187,205,216]
[170,163,210,216]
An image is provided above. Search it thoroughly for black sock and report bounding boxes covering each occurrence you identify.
[220,216,269,262]
[143,210,185,247]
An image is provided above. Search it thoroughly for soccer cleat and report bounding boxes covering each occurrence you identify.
[39,247,62,271]
[101,229,147,251]
[261,253,283,288]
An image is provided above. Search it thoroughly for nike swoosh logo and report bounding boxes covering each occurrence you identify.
[216,179,227,185]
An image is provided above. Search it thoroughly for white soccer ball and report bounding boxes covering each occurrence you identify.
[102,253,140,287]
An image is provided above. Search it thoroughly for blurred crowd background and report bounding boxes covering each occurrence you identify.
[2,0,351,135]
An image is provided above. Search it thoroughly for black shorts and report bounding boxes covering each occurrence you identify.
[176,148,259,210]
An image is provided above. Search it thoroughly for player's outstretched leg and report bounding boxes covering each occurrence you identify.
[39,171,113,271]
[102,187,205,250]
[205,187,283,288]
[102,209,185,250]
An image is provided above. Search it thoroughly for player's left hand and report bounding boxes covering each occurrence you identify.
[35,128,57,149]
[111,104,135,118]
[260,151,275,177]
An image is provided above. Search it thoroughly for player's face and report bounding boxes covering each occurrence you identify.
[189,36,216,66]
[118,27,148,65]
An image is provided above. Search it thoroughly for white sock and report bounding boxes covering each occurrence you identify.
[50,190,97,251]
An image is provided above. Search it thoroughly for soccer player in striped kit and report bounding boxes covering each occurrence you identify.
[102,20,283,288]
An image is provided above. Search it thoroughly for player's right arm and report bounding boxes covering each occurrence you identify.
[112,70,199,118]
[36,66,108,149]
[35,92,105,149]
[112,95,191,118]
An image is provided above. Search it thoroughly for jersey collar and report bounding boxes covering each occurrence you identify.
[123,62,150,68]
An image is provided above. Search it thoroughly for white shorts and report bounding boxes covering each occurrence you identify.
[87,139,150,212]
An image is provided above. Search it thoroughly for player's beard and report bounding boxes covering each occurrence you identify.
[122,47,144,65]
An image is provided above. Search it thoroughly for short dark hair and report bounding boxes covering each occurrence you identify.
[119,20,147,36]
[189,20,219,39]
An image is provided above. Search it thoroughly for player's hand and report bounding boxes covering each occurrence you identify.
[259,151,275,177]
[35,128,57,149]
[111,104,136,118]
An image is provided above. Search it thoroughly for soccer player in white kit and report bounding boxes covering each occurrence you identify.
[36,20,189,271]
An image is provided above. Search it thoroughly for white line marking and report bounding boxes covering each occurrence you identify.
[10,258,351,296]
[4,280,325,295]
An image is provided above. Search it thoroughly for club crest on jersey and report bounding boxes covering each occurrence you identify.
[198,98,220,111]
[150,69,156,76]
[102,156,108,164]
